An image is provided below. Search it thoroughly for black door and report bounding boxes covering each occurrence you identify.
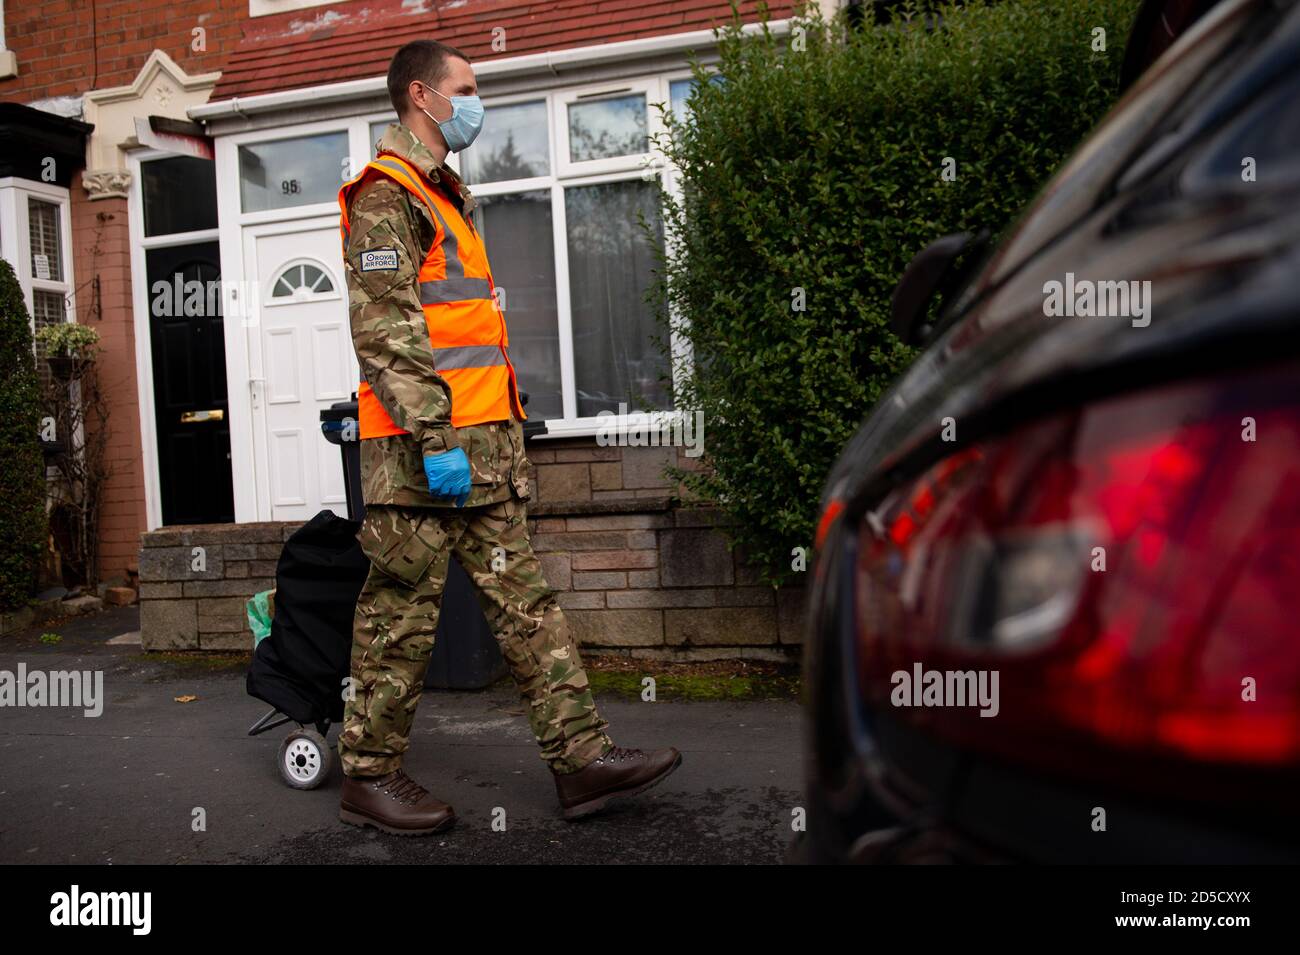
[146,241,235,524]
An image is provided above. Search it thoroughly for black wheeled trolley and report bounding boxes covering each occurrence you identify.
[245,506,369,790]
[246,395,527,790]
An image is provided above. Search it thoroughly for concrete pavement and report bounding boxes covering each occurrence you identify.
[0,606,804,864]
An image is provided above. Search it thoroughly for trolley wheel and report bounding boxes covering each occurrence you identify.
[277,728,332,790]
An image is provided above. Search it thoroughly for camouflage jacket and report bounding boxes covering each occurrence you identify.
[344,123,533,508]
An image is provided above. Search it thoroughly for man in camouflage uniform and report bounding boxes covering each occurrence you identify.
[338,39,680,834]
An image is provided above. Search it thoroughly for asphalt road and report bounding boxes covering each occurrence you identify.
[0,607,804,864]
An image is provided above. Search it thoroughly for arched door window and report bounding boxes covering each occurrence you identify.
[268,260,338,303]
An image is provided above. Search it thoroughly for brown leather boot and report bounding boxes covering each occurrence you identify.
[553,745,682,821]
[339,769,456,836]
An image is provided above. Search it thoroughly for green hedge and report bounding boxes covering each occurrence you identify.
[652,0,1138,585]
[0,259,47,610]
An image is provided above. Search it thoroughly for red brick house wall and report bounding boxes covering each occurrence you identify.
[67,177,144,581]
[1,0,244,100]
[1,0,800,593]
[2,1,247,583]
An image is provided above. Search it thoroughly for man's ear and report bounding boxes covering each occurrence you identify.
[407,79,427,114]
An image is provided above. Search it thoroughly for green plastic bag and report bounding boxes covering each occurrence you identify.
[246,589,274,646]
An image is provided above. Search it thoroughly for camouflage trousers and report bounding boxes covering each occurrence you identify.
[338,495,613,777]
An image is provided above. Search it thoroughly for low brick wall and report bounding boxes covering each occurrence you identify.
[528,440,698,503]
[137,498,806,658]
[138,430,806,655]
[528,497,805,661]
[138,522,293,651]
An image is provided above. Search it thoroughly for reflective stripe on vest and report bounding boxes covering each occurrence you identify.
[421,276,493,304]
[339,154,526,438]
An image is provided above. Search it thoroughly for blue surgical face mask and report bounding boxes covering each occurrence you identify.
[421,84,484,152]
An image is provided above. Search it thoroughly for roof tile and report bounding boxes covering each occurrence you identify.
[210,0,795,101]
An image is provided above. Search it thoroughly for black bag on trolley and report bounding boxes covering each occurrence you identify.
[246,509,368,727]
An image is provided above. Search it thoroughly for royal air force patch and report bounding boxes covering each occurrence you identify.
[359,248,399,272]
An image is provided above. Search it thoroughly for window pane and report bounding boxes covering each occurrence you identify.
[568,94,647,162]
[31,289,66,327]
[28,198,63,281]
[462,100,549,183]
[370,119,396,158]
[477,190,561,420]
[142,156,218,236]
[669,74,723,128]
[31,290,67,387]
[565,179,670,417]
[270,262,335,299]
[238,132,349,213]
[669,79,693,125]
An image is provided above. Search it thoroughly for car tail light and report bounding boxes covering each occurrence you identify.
[854,362,1300,786]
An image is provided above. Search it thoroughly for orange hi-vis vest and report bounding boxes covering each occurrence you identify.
[338,153,526,438]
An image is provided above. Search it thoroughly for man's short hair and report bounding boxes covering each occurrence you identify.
[388,40,471,117]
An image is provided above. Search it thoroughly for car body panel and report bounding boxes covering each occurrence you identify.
[804,0,1300,864]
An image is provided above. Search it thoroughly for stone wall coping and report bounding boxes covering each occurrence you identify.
[138,499,733,531]
[528,499,736,528]
[140,521,302,547]
[528,496,675,516]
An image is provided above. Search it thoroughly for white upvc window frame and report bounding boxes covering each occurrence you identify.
[448,74,689,439]
[126,148,222,531]
[647,69,701,413]
[231,122,353,224]
[215,115,359,523]
[213,69,707,457]
[0,0,17,79]
[1,178,76,485]
[0,176,77,340]
[554,77,664,177]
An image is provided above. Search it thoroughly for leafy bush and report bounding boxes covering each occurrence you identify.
[652,0,1138,584]
[0,259,48,610]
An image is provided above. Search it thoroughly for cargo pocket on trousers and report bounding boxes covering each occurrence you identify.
[369,515,442,588]
[506,418,534,501]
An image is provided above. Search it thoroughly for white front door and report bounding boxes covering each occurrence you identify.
[243,220,357,522]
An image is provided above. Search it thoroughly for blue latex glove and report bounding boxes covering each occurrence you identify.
[423,447,472,507]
